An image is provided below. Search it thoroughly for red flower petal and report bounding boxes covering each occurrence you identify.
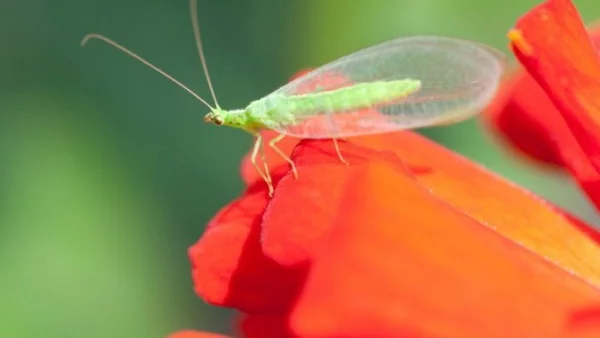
[260,138,402,266]
[485,23,600,168]
[238,314,294,338]
[289,159,600,338]
[503,0,600,207]
[567,306,600,338]
[188,186,303,312]
[371,131,600,267]
[485,67,574,167]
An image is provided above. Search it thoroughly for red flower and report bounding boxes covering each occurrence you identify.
[172,1,600,337]
[486,0,600,210]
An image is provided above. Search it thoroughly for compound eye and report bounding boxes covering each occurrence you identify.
[213,115,224,126]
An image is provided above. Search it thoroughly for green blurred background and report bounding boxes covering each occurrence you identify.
[2,0,600,337]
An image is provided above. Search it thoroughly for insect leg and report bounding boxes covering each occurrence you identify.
[258,136,273,187]
[333,138,350,166]
[324,111,350,166]
[268,133,298,179]
[251,134,274,196]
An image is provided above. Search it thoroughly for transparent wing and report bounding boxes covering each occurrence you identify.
[264,35,506,139]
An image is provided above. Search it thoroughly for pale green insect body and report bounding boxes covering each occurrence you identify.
[215,79,422,135]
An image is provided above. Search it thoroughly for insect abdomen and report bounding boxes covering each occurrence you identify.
[300,79,421,113]
[246,79,421,128]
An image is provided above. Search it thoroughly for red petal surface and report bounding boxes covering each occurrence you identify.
[290,160,600,338]
[567,306,600,338]
[238,314,295,338]
[260,138,404,266]
[188,187,303,312]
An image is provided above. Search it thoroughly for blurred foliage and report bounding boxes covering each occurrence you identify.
[1,0,600,337]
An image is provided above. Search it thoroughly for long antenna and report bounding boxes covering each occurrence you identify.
[189,0,220,108]
[80,33,215,110]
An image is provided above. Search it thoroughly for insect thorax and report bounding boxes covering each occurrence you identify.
[216,108,255,132]
[245,96,299,129]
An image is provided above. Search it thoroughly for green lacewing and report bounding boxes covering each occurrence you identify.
[81,0,506,196]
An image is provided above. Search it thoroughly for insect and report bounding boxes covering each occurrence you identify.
[81,0,506,197]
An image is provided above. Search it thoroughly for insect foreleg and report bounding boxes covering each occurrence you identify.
[268,134,298,179]
[251,134,274,196]
[258,136,273,186]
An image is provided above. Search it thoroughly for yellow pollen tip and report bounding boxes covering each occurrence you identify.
[507,29,533,55]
